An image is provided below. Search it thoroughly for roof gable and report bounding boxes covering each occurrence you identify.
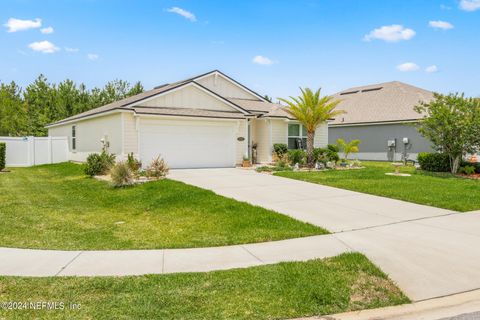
[134,82,244,113]
[194,71,267,101]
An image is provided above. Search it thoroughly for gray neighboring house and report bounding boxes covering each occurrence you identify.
[328,81,434,162]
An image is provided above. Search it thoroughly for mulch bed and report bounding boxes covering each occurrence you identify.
[457,173,480,180]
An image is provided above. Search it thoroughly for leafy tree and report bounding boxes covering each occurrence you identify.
[23,75,56,136]
[0,81,27,136]
[279,88,344,167]
[336,138,361,161]
[415,93,480,173]
[263,95,272,103]
[0,75,144,137]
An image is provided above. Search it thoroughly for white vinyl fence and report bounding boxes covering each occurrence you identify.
[0,136,69,167]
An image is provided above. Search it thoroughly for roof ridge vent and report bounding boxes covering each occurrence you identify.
[340,90,359,95]
[361,87,383,93]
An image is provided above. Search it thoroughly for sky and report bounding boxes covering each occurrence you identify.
[1,0,479,99]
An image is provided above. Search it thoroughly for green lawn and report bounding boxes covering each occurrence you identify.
[0,163,325,250]
[0,253,408,320]
[276,161,480,212]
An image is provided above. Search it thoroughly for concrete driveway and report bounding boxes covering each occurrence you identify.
[169,168,480,301]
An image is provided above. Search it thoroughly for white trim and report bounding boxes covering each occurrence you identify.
[135,115,141,160]
[120,113,125,155]
[194,71,268,102]
[268,119,273,162]
[330,120,421,128]
[136,113,243,122]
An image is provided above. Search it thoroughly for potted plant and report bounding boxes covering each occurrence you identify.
[242,155,252,167]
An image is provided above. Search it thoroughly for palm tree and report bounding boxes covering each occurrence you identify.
[279,88,344,167]
[336,138,361,161]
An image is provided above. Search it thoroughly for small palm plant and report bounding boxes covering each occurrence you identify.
[336,138,361,161]
[279,88,344,167]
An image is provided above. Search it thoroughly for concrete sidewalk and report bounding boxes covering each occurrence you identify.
[0,235,349,277]
[169,168,480,301]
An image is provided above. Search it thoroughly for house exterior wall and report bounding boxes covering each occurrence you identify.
[271,119,287,146]
[251,120,329,164]
[196,74,259,100]
[314,123,329,148]
[235,119,248,164]
[48,113,124,162]
[123,113,138,155]
[328,122,433,161]
[252,119,270,163]
[140,85,235,112]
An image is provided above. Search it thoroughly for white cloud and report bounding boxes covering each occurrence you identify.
[40,26,54,34]
[364,24,416,42]
[87,53,99,60]
[65,47,79,53]
[167,7,196,22]
[425,65,439,73]
[429,20,454,30]
[397,62,420,72]
[460,0,480,11]
[252,55,274,66]
[28,41,59,53]
[4,18,41,32]
[440,4,452,10]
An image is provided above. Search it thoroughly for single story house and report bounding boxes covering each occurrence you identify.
[328,81,434,161]
[47,70,328,168]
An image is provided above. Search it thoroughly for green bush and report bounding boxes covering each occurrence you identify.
[459,165,476,175]
[417,152,451,172]
[313,148,327,163]
[312,147,339,164]
[273,144,288,157]
[327,144,339,153]
[461,161,480,173]
[127,152,142,175]
[84,151,116,176]
[0,142,5,171]
[288,149,306,165]
[110,162,134,187]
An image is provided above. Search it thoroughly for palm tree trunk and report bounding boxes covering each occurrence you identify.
[306,130,315,168]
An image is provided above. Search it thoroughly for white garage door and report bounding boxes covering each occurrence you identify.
[139,118,237,169]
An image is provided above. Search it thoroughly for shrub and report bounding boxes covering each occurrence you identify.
[461,161,480,173]
[127,152,142,175]
[84,151,116,176]
[0,142,5,171]
[146,156,169,179]
[288,149,306,165]
[110,162,134,187]
[276,153,290,169]
[459,165,476,175]
[327,144,339,153]
[313,148,327,163]
[273,144,288,158]
[417,152,451,172]
[256,165,292,173]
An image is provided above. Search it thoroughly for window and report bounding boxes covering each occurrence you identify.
[288,123,307,149]
[72,125,76,150]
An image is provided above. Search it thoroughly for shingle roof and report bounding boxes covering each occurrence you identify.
[47,81,189,126]
[330,81,434,125]
[227,98,294,119]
